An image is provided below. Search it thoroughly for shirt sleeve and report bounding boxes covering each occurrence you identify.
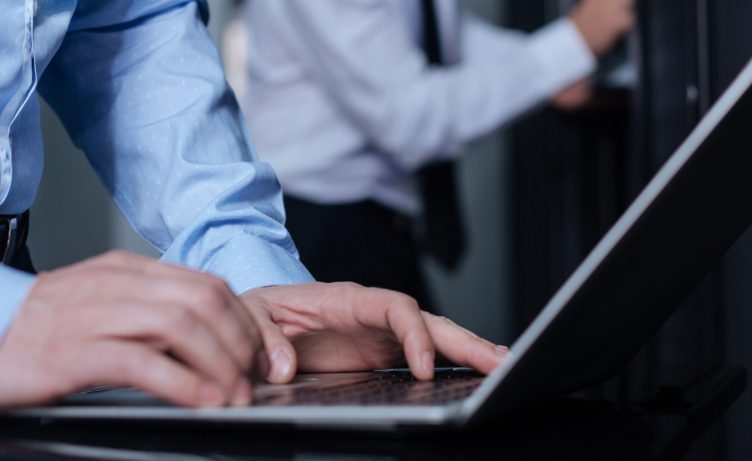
[36,1,313,293]
[275,1,596,172]
[0,267,35,340]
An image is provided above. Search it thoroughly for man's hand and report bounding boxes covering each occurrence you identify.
[552,78,594,111]
[570,0,635,56]
[0,251,265,409]
[243,282,509,384]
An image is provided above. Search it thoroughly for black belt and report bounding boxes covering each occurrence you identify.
[0,211,30,265]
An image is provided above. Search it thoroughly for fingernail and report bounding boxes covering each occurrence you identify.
[232,379,252,407]
[269,348,293,382]
[200,384,225,407]
[422,351,434,374]
[495,345,510,356]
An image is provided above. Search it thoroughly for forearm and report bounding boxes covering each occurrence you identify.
[39,1,311,290]
[280,1,594,171]
[449,17,596,140]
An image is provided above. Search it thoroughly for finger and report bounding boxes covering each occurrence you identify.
[84,252,264,381]
[89,252,255,339]
[244,298,298,384]
[90,269,261,374]
[95,301,251,405]
[80,341,241,408]
[351,287,436,381]
[133,261,265,372]
[85,252,252,331]
[149,276,262,371]
[421,312,509,375]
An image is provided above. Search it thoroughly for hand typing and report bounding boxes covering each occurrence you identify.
[243,282,509,383]
[0,251,265,409]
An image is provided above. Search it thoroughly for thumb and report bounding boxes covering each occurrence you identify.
[244,298,298,384]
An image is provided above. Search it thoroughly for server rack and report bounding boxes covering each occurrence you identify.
[506,1,752,459]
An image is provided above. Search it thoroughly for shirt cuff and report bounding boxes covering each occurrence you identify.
[163,232,314,295]
[0,266,36,340]
[526,17,597,93]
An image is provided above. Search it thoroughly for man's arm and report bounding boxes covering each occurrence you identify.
[266,0,596,172]
[37,1,312,293]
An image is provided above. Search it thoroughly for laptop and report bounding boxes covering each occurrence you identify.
[10,58,752,432]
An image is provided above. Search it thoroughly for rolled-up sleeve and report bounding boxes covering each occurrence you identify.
[37,0,313,292]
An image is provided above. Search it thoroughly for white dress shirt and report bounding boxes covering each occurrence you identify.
[241,0,596,216]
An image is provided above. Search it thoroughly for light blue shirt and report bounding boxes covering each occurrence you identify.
[0,0,313,339]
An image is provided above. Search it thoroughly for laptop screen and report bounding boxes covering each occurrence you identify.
[465,58,752,425]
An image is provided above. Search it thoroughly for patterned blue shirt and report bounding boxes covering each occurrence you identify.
[0,0,313,338]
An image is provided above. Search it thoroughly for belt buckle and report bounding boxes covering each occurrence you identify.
[1,215,18,265]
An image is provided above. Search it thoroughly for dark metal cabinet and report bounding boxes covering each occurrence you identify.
[506,0,752,459]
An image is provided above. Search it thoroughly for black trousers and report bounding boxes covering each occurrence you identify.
[284,196,435,313]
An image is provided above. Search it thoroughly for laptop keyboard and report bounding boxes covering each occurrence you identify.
[256,369,484,407]
[65,369,485,408]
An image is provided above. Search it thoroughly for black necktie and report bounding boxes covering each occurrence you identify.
[418,0,465,269]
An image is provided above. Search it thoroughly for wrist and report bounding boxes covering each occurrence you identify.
[569,11,600,56]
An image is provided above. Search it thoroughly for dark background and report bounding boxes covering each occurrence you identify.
[506,1,752,459]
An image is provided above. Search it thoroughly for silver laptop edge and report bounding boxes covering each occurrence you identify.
[16,404,456,430]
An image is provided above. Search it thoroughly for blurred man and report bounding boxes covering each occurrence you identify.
[0,1,507,409]
[234,0,634,311]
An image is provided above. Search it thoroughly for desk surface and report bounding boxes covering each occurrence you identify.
[0,397,723,461]
[0,367,745,461]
